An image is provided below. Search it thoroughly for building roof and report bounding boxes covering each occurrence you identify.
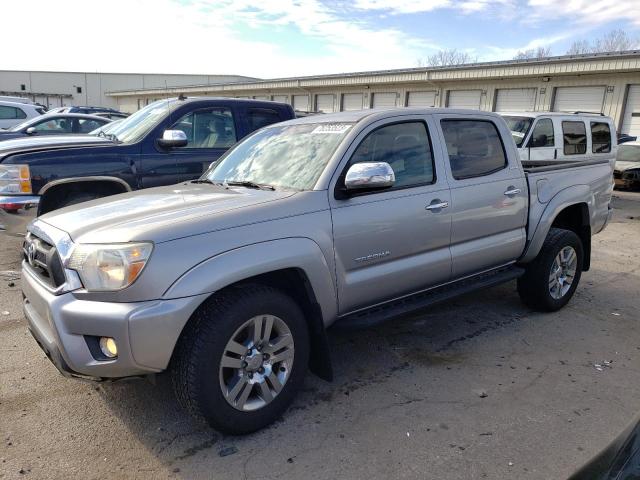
[106,50,640,97]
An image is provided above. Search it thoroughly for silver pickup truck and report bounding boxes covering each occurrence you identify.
[21,108,614,434]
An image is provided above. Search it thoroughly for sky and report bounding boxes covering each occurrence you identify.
[3,0,639,79]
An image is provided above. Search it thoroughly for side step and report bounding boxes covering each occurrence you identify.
[336,265,525,330]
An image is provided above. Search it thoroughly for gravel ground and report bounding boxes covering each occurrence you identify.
[1,191,639,480]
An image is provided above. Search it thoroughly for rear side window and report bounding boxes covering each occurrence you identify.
[247,108,281,131]
[0,105,26,119]
[529,118,554,147]
[441,119,507,179]
[349,122,434,188]
[562,121,587,155]
[591,122,611,153]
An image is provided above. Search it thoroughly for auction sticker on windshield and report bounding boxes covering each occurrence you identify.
[311,124,352,134]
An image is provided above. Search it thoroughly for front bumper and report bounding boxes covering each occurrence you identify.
[0,195,39,237]
[22,261,208,379]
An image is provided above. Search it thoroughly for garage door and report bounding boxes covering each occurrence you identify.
[553,86,605,113]
[292,95,309,111]
[316,94,335,113]
[448,90,482,109]
[253,95,270,101]
[372,92,397,109]
[342,93,363,111]
[407,91,437,107]
[494,88,537,112]
[621,85,640,136]
[272,95,288,103]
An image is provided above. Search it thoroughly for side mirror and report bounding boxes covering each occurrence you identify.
[25,127,36,135]
[530,134,547,148]
[344,162,395,191]
[158,129,188,148]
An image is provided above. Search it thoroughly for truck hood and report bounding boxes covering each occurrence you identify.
[0,135,112,160]
[38,182,299,244]
[615,161,640,172]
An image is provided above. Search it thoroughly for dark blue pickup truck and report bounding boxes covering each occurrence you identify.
[0,97,295,234]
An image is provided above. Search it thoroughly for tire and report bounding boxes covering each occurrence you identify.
[171,285,310,434]
[517,228,583,312]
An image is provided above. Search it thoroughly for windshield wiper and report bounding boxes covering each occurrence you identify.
[96,131,119,142]
[190,178,220,185]
[224,180,276,191]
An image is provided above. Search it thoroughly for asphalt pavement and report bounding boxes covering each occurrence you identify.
[1,191,640,480]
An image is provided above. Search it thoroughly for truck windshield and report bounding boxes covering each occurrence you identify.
[204,123,353,190]
[106,100,171,143]
[502,116,533,147]
[617,145,640,162]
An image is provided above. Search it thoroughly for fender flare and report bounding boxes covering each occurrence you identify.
[520,184,592,264]
[38,175,132,196]
[163,237,339,327]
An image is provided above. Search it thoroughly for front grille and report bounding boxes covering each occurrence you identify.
[613,170,622,179]
[23,233,66,288]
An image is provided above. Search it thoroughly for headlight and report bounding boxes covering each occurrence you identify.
[66,243,153,291]
[0,164,32,194]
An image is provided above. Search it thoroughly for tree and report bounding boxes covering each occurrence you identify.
[513,46,552,60]
[566,29,638,55]
[420,49,478,67]
[593,29,637,52]
[566,40,591,55]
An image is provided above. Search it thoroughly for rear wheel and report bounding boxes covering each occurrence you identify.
[517,228,583,312]
[171,285,309,434]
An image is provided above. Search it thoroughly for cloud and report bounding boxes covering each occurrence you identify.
[0,0,439,78]
[353,0,514,15]
[526,0,640,27]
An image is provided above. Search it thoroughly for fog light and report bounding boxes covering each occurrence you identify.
[99,337,118,358]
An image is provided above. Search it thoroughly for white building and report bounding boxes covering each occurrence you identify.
[108,50,640,136]
[0,71,257,110]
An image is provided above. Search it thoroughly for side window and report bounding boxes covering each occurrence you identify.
[33,118,73,133]
[529,118,554,147]
[562,121,587,155]
[349,122,434,189]
[0,106,25,119]
[591,122,611,153]
[247,108,281,131]
[441,119,507,180]
[77,118,104,133]
[171,108,237,149]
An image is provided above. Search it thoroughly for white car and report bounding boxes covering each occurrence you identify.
[614,141,640,189]
[500,112,617,165]
[0,101,45,130]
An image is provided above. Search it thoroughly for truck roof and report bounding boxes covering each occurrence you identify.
[277,107,505,126]
[498,111,608,118]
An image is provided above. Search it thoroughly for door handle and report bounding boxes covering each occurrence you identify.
[504,188,521,196]
[425,201,449,211]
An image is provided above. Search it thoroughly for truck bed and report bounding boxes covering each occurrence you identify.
[522,158,611,173]
[523,157,614,259]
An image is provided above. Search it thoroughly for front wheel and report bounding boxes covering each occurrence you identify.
[171,285,309,434]
[517,228,583,312]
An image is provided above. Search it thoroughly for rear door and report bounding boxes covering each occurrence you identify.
[555,118,589,162]
[330,116,452,314]
[437,115,527,278]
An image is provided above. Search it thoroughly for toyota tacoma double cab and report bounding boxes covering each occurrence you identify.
[21,108,614,434]
[0,97,294,235]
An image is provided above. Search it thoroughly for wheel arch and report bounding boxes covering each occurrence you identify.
[38,176,132,215]
[164,238,338,381]
[521,187,592,270]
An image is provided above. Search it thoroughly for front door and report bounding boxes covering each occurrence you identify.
[438,116,527,279]
[330,118,452,314]
[167,106,239,182]
[526,117,557,161]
